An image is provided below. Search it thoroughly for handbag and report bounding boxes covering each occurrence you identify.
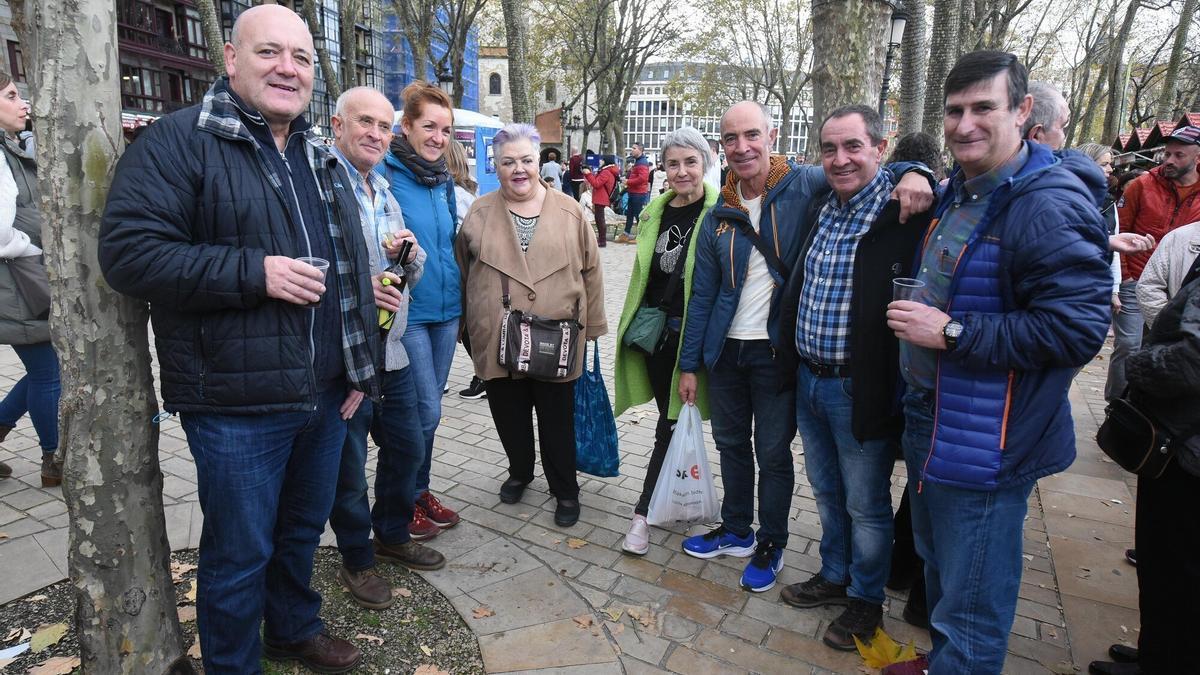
[497,274,582,381]
[3,254,50,318]
[646,405,720,526]
[1096,397,1181,478]
[622,225,691,355]
[574,341,620,477]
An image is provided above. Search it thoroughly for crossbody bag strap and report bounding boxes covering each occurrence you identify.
[501,273,511,309]
[734,219,789,279]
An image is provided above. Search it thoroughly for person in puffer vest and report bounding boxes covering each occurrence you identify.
[885,51,1110,675]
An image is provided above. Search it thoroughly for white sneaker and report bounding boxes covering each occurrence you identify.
[622,515,650,555]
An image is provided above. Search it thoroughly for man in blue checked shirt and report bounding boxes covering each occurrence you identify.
[327,87,446,611]
[775,104,935,652]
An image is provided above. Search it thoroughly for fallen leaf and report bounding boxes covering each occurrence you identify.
[26,656,81,675]
[25,595,48,603]
[572,615,593,629]
[603,608,624,622]
[420,645,433,657]
[854,627,918,668]
[391,587,413,599]
[566,538,587,549]
[187,640,202,659]
[413,666,450,675]
[0,532,8,540]
[4,627,25,642]
[30,623,68,653]
[177,606,197,623]
[354,633,384,645]
[471,606,495,619]
[185,579,197,603]
[170,562,197,582]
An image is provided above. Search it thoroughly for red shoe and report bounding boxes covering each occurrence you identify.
[881,655,929,675]
[409,504,441,541]
[417,491,460,528]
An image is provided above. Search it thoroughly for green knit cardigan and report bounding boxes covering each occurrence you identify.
[613,183,718,420]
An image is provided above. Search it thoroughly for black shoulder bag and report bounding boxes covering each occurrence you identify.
[497,274,582,380]
[623,227,693,355]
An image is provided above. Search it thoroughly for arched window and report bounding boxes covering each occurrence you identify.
[488,73,502,96]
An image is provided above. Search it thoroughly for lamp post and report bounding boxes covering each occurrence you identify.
[437,65,456,100]
[877,8,909,118]
[559,101,571,159]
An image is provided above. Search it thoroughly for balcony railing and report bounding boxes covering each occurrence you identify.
[119,27,208,63]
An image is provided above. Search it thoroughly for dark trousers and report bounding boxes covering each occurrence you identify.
[593,204,607,246]
[633,331,681,515]
[485,377,579,499]
[1136,458,1200,673]
[625,192,649,234]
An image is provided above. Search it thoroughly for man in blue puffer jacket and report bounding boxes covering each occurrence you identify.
[886,51,1110,674]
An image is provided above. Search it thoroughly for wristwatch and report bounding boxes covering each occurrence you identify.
[943,320,964,351]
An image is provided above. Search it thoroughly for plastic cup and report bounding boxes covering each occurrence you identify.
[892,277,926,302]
[297,256,330,308]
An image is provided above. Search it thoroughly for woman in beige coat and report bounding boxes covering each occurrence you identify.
[455,123,606,527]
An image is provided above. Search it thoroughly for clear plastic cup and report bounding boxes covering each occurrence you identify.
[892,277,926,302]
[296,256,330,308]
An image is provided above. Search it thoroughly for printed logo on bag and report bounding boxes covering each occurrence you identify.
[674,464,701,480]
[536,340,558,356]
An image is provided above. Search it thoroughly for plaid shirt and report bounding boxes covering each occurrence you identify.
[795,169,893,364]
[331,147,396,266]
[197,81,379,399]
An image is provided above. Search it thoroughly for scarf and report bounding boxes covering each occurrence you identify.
[720,154,792,214]
[390,134,451,187]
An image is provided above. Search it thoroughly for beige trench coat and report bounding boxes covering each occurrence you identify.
[455,185,607,381]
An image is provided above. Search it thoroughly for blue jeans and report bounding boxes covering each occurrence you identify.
[400,318,459,494]
[795,369,894,604]
[625,192,648,234]
[1105,279,1142,401]
[329,366,425,570]
[180,386,348,675]
[902,388,1033,675]
[0,342,61,454]
[707,339,796,546]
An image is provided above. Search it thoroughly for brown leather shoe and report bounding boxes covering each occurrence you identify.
[40,454,62,488]
[374,539,446,571]
[262,630,362,673]
[338,566,395,610]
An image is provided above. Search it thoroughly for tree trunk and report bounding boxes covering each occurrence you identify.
[810,0,892,126]
[1155,0,1196,119]
[196,0,227,75]
[899,0,928,135]
[302,0,341,101]
[1101,0,1138,143]
[339,0,362,89]
[501,0,533,122]
[922,0,960,144]
[24,0,194,672]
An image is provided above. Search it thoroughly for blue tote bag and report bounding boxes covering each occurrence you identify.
[575,341,620,477]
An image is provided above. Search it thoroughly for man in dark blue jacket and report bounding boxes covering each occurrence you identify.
[886,51,1110,674]
[99,6,378,674]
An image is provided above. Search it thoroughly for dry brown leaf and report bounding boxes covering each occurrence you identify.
[187,640,202,659]
[25,595,48,603]
[354,633,384,645]
[4,626,27,642]
[413,666,450,675]
[566,538,587,549]
[177,606,197,623]
[420,645,434,657]
[30,623,68,653]
[471,606,495,619]
[392,587,413,599]
[572,615,593,629]
[185,579,197,603]
[0,532,8,540]
[26,656,81,675]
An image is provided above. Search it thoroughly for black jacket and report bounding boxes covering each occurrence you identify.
[778,197,934,442]
[100,80,380,414]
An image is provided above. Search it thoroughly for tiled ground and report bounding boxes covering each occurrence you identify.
[0,241,1137,673]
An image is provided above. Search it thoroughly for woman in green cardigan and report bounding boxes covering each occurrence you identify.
[614,126,718,555]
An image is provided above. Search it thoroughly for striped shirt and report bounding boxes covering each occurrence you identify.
[795,169,893,364]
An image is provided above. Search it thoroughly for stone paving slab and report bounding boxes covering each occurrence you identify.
[0,242,1142,673]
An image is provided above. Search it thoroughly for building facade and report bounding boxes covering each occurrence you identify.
[381,9,479,115]
[478,46,511,122]
[0,1,27,97]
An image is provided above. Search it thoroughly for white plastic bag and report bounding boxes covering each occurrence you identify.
[646,405,720,527]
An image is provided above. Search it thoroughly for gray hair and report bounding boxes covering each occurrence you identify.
[492,123,541,154]
[1074,142,1112,164]
[660,126,712,173]
[334,86,393,119]
[1022,81,1067,138]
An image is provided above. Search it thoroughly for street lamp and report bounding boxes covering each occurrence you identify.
[877,8,909,118]
[437,66,456,99]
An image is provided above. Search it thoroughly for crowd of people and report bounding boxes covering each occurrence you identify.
[1,3,1197,674]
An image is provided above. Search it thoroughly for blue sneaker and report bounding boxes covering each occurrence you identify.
[681,525,756,559]
[740,541,784,592]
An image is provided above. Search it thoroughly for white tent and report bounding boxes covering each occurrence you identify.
[393,108,505,129]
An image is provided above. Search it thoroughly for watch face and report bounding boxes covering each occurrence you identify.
[945,321,963,338]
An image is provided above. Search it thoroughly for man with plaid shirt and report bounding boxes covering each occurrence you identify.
[100,6,379,673]
[776,105,934,651]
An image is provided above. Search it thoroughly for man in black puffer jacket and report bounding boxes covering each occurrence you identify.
[99,6,378,674]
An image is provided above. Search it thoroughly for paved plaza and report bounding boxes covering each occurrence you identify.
[0,242,1140,674]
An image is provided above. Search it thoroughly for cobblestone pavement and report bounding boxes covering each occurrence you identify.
[0,241,1138,673]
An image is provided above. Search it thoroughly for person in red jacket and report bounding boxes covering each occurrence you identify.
[582,159,619,247]
[1105,125,1200,402]
[619,142,652,243]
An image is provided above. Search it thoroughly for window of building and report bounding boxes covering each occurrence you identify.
[6,41,25,83]
[121,63,164,112]
[175,6,208,61]
[488,72,502,96]
[545,80,555,103]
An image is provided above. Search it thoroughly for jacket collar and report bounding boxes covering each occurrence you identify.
[476,188,572,290]
[197,77,316,150]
